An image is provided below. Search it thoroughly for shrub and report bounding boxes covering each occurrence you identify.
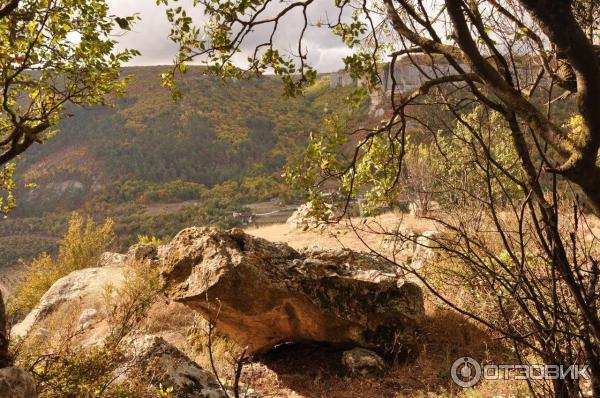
[136,235,163,247]
[104,259,161,344]
[10,213,114,316]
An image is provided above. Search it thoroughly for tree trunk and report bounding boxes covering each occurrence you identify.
[583,340,600,398]
[590,368,600,398]
[0,290,10,368]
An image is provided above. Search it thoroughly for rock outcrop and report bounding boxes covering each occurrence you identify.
[11,245,160,339]
[12,265,127,338]
[131,335,226,398]
[286,202,334,230]
[161,227,424,360]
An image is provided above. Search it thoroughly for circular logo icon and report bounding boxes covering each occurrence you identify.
[451,357,482,388]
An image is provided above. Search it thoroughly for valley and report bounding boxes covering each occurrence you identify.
[0,67,356,278]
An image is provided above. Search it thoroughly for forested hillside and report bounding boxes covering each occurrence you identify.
[14,66,354,212]
[0,66,356,267]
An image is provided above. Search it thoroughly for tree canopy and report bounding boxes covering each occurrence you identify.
[0,0,139,211]
[161,0,600,212]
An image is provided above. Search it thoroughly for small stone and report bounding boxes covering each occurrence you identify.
[286,202,334,230]
[127,244,157,262]
[341,348,387,378]
[97,252,127,267]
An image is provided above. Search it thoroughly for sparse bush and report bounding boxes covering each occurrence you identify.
[10,213,114,316]
[185,309,252,398]
[104,259,162,344]
[187,314,242,370]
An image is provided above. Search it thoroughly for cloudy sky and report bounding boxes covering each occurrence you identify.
[107,0,352,72]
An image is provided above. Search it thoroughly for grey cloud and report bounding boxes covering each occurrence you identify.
[108,0,350,71]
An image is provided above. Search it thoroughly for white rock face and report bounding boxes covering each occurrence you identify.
[286,202,334,230]
[411,231,440,270]
[0,367,37,398]
[45,180,85,194]
[12,265,126,338]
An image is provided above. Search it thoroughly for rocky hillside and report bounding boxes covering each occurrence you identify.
[7,226,425,397]
[4,220,519,397]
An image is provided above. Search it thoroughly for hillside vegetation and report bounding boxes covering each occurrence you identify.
[0,67,356,270]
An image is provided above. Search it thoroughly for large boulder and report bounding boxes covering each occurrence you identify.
[160,227,424,360]
[10,245,164,339]
[12,265,127,339]
[0,367,37,398]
